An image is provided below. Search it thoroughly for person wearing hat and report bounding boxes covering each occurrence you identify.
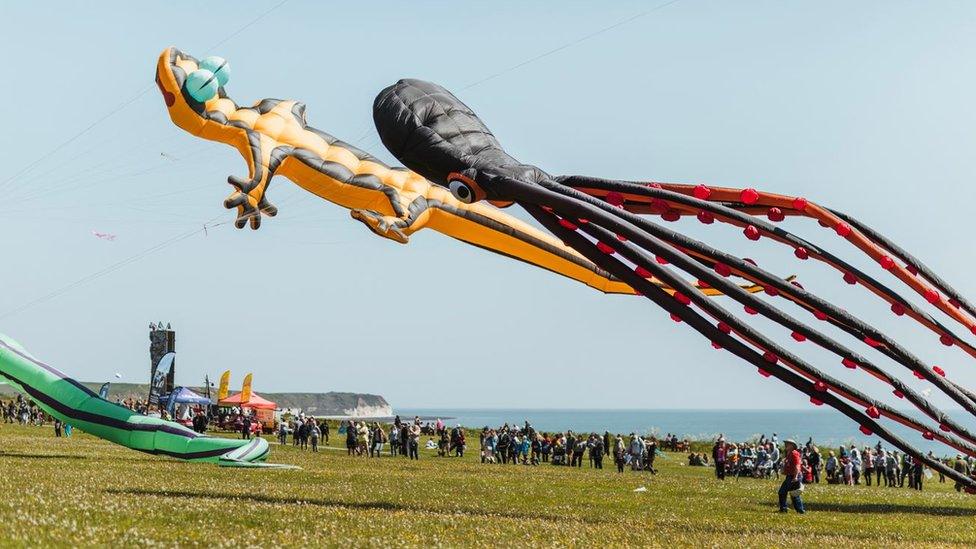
[778,439,805,514]
[953,454,970,492]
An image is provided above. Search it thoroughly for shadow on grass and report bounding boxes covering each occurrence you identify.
[762,501,976,517]
[0,451,88,460]
[106,488,604,524]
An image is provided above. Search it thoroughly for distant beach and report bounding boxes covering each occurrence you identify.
[398,408,973,455]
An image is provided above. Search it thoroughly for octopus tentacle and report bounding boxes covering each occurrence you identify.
[559,175,976,358]
[540,177,976,419]
[507,179,976,452]
[517,196,976,487]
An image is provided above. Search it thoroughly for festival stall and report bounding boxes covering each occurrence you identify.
[219,392,277,433]
[162,386,211,424]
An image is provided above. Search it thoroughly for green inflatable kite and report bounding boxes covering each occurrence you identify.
[0,334,285,467]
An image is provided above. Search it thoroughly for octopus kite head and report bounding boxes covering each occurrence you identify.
[155,47,233,135]
[373,79,549,207]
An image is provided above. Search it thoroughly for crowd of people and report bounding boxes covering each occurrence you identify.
[474,422,660,473]
[709,433,976,498]
[2,395,46,425]
[10,395,976,501]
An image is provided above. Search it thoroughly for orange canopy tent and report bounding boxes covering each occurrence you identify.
[218,392,276,410]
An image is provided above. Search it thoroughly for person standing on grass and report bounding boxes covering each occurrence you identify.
[614,435,626,473]
[372,423,387,457]
[310,420,320,452]
[900,451,912,487]
[573,436,586,468]
[346,422,357,455]
[629,434,644,471]
[408,422,420,460]
[807,445,821,484]
[644,438,657,475]
[712,438,727,480]
[886,451,898,487]
[849,445,861,485]
[53,418,62,438]
[824,451,837,483]
[778,439,805,514]
[603,431,611,457]
[565,431,576,467]
[953,454,970,492]
[911,455,924,490]
[241,415,252,440]
[386,423,397,456]
[863,448,874,486]
[483,429,496,463]
[875,448,886,486]
[400,424,410,456]
[590,434,604,469]
[277,420,288,445]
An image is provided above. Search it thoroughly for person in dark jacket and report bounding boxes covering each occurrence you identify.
[241,415,252,440]
[590,435,604,469]
[712,439,727,480]
[566,432,576,467]
[603,431,611,457]
[346,423,357,455]
[645,439,658,474]
[807,446,822,483]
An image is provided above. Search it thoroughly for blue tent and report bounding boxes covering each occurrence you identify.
[163,386,211,414]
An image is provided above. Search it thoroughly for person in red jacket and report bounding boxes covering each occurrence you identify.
[778,439,806,513]
[801,458,814,484]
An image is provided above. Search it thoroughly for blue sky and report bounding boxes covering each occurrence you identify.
[1,1,975,412]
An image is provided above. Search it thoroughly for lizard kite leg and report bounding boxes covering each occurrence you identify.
[509,179,976,454]
[559,176,976,358]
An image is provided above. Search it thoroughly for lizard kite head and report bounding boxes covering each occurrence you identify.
[155,47,233,136]
[156,47,282,229]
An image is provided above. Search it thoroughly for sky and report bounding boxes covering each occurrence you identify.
[1,1,976,412]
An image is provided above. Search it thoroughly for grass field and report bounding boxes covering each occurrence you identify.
[1,425,975,547]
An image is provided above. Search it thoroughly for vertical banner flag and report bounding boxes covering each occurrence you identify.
[241,373,253,404]
[218,370,231,401]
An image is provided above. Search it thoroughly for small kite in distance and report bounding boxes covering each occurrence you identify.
[92,230,117,241]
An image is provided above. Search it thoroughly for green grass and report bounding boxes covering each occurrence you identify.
[1,425,974,547]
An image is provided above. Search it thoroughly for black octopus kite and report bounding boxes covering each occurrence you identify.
[373,79,976,490]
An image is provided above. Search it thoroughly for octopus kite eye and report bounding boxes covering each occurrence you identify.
[448,179,477,203]
[185,69,219,102]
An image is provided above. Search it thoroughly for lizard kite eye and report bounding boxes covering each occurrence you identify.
[185,69,219,103]
[198,56,231,87]
[448,179,476,204]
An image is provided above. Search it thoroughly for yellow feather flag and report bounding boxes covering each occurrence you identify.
[217,370,231,401]
[241,373,253,404]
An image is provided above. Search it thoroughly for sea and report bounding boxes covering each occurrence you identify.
[398,408,975,456]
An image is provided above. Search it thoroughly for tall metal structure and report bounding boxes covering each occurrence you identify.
[148,322,176,406]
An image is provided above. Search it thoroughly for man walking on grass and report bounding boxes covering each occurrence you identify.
[778,439,805,514]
